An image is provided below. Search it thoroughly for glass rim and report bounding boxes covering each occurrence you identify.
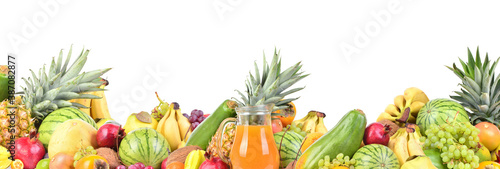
[235,103,275,112]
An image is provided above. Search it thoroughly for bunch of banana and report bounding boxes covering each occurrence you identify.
[400,155,437,169]
[377,87,429,126]
[388,124,425,165]
[291,110,328,134]
[156,102,192,151]
[70,78,111,119]
[0,146,11,169]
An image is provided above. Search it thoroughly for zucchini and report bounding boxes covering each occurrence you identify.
[185,100,237,149]
[296,109,367,169]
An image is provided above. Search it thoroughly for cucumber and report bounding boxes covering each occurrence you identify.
[295,109,367,169]
[185,100,237,150]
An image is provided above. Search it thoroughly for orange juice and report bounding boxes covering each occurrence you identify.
[230,125,280,169]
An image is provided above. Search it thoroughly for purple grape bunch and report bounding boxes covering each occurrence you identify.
[187,109,205,130]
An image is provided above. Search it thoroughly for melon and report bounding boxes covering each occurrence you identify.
[273,131,304,168]
[119,128,170,169]
[416,98,470,135]
[48,119,98,158]
[353,144,400,169]
[39,107,97,148]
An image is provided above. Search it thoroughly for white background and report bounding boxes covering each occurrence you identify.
[1,1,500,129]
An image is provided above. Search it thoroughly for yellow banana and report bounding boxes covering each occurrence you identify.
[393,129,409,165]
[409,101,426,117]
[302,113,317,133]
[292,111,316,127]
[315,116,328,134]
[176,108,192,141]
[384,104,401,116]
[404,87,429,107]
[388,128,403,150]
[70,92,91,116]
[377,112,397,122]
[407,132,425,156]
[90,85,111,119]
[400,156,437,169]
[156,104,172,135]
[163,103,182,151]
[394,95,406,110]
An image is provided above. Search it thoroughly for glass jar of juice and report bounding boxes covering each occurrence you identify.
[230,104,280,169]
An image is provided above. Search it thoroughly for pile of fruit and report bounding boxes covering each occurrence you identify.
[3,46,500,169]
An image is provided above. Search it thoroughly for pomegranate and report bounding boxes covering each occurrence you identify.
[363,122,391,146]
[96,123,125,150]
[161,157,168,169]
[200,156,229,169]
[14,132,46,169]
[272,119,283,133]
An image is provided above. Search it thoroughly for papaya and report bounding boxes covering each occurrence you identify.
[295,109,367,169]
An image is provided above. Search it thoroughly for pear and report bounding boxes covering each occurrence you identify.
[123,111,158,133]
[401,155,437,169]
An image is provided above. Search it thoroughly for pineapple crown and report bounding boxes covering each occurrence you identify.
[233,48,308,113]
[447,47,500,126]
[21,45,111,119]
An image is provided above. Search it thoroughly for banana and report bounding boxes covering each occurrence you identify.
[393,128,409,165]
[388,128,403,150]
[162,103,182,151]
[90,85,111,119]
[409,101,426,117]
[315,115,328,134]
[377,112,397,122]
[176,108,192,141]
[70,93,92,116]
[292,111,316,127]
[385,104,401,116]
[302,113,317,133]
[394,95,406,110]
[400,156,437,169]
[404,87,429,106]
[156,103,172,138]
[407,132,425,156]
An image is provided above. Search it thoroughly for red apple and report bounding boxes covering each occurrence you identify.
[271,119,283,133]
[363,122,391,146]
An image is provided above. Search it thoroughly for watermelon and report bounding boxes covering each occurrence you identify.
[353,144,400,169]
[273,131,304,168]
[38,107,97,148]
[416,98,470,135]
[119,128,170,169]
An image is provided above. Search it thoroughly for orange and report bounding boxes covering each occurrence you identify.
[166,161,184,169]
[300,132,324,153]
[477,161,500,169]
[11,159,24,169]
[275,102,296,127]
[476,122,500,151]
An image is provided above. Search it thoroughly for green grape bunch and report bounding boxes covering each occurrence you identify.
[287,123,308,137]
[420,121,481,169]
[317,153,356,169]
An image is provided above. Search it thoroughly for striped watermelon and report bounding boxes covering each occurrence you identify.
[273,131,304,168]
[38,107,97,148]
[353,144,400,169]
[416,98,470,136]
[119,128,170,169]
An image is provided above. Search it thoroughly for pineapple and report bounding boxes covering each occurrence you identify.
[207,118,236,163]
[447,47,500,126]
[0,97,36,147]
[233,48,309,113]
[20,46,111,127]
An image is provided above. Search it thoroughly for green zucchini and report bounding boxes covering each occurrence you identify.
[185,100,237,150]
[296,109,367,169]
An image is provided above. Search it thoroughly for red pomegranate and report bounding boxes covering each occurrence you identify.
[200,155,229,169]
[96,123,125,150]
[14,132,46,169]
